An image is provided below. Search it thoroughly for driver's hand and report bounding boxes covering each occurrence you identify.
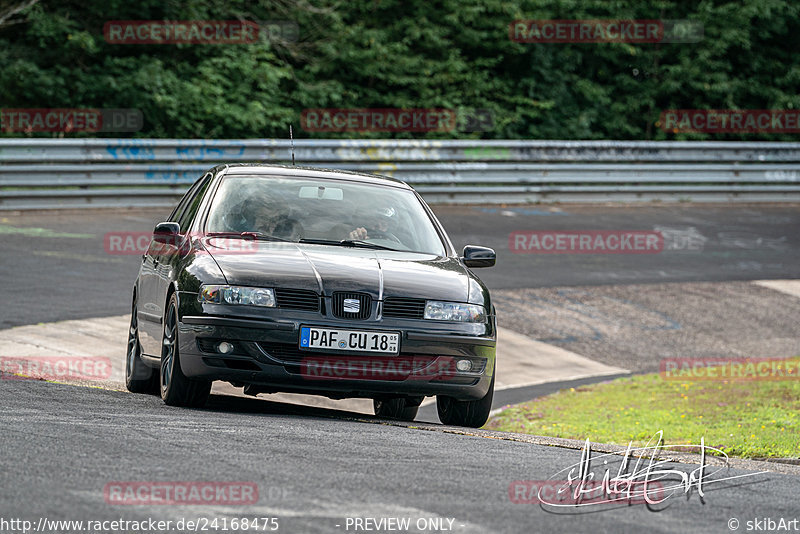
[348,227,368,240]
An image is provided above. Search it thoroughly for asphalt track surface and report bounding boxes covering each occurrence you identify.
[2,204,799,533]
[3,380,799,534]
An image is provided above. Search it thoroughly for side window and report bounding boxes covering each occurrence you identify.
[169,174,207,225]
[177,175,213,233]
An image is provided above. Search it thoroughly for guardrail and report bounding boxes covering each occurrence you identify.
[1,139,799,209]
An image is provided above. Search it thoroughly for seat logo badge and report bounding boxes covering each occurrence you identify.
[343,298,361,313]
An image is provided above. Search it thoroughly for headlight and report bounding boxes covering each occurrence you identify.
[198,285,275,307]
[424,301,486,322]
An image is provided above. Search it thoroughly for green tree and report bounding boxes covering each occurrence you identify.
[0,0,797,140]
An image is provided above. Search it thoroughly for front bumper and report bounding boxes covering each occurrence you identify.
[177,313,496,401]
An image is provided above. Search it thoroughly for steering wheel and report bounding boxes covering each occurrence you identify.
[271,218,304,241]
[364,228,403,245]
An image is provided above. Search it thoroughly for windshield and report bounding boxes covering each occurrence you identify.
[205,175,446,255]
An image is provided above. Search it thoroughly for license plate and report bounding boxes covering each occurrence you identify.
[299,327,399,354]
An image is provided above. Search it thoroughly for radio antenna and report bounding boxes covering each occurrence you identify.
[289,125,296,166]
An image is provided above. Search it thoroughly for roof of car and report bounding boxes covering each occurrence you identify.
[216,163,412,189]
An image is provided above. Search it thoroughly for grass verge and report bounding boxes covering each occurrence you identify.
[486,362,800,459]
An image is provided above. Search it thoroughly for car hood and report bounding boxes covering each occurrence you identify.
[203,240,473,302]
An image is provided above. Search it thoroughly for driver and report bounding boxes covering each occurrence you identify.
[249,198,281,235]
[233,195,299,239]
[348,206,398,241]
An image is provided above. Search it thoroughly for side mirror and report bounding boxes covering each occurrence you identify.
[152,222,180,244]
[462,245,496,268]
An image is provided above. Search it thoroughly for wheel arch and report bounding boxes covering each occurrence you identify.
[165,281,179,312]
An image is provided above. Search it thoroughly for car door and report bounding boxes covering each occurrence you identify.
[150,174,214,338]
[137,177,206,356]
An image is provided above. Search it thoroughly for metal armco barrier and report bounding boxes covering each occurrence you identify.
[1,139,799,209]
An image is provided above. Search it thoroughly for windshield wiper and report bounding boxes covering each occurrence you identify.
[205,231,290,242]
[340,239,398,250]
[299,238,398,251]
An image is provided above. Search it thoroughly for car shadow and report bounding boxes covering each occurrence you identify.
[202,392,384,422]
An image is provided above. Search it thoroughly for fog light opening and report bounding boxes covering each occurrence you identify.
[217,341,235,354]
[456,359,473,372]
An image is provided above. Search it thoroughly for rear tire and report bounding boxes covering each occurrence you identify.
[160,293,211,407]
[125,295,158,393]
[373,396,422,422]
[437,371,494,428]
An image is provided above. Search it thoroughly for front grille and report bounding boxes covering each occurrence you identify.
[275,288,320,312]
[196,338,218,353]
[382,297,426,319]
[257,342,306,363]
[331,292,372,320]
[258,342,439,370]
[257,342,486,384]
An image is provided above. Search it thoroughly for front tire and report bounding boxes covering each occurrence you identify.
[373,396,422,422]
[437,372,495,428]
[126,294,158,393]
[160,293,211,407]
